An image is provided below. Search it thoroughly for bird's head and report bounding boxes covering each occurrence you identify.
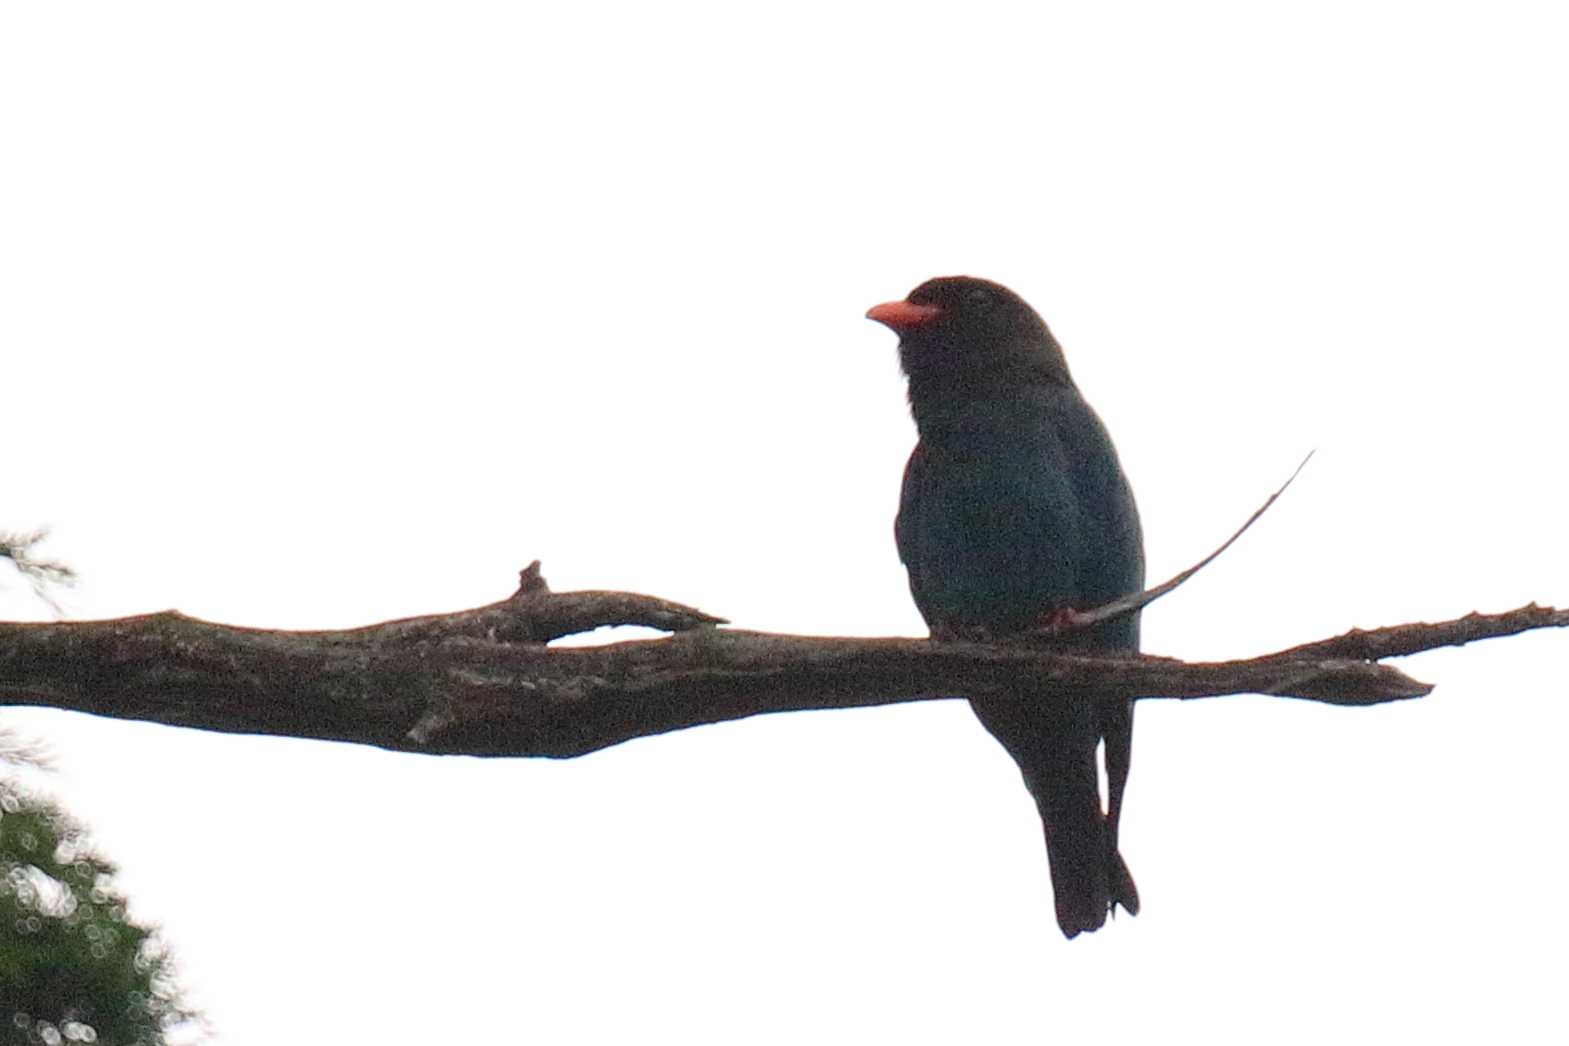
[867,276,1073,398]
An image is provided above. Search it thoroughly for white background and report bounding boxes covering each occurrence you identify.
[4,3,1567,1043]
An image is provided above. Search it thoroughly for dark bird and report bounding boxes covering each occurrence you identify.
[868,276,1144,938]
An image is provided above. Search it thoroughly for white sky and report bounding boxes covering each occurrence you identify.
[3,2,1567,1042]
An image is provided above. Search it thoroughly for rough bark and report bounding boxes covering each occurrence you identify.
[1,563,1563,758]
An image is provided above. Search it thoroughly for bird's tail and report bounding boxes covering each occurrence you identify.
[971,694,1137,939]
[1036,780,1138,937]
[1103,695,1140,920]
[1108,847,1139,918]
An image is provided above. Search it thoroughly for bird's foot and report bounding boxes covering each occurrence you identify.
[1034,606,1085,634]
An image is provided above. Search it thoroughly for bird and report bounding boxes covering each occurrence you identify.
[867,276,1144,938]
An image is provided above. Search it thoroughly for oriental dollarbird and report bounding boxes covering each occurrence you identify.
[868,276,1144,938]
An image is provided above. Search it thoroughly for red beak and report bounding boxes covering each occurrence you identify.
[866,299,944,331]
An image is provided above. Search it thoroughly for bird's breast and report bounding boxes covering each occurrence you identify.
[895,391,1142,643]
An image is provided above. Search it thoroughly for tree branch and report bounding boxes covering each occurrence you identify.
[1060,450,1313,633]
[2,564,1562,759]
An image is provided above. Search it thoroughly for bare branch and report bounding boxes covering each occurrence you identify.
[1268,603,1569,661]
[337,560,726,646]
[1061,451,1315,634]
[2,563,1560,759]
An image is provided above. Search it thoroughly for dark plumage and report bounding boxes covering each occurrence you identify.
[868,276,1144,938]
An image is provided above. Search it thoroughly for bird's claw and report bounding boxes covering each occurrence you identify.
[1036,606,1085,633]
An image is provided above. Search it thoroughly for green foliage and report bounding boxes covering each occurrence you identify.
[1,777,199,1046]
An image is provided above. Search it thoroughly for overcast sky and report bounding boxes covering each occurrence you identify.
[4,3,1567,1043]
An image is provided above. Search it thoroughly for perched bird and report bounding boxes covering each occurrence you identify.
[868,276,1144,938]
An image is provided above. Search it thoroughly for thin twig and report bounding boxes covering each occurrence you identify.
[1059,450,1315,634]
[1270,603,1569,661]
